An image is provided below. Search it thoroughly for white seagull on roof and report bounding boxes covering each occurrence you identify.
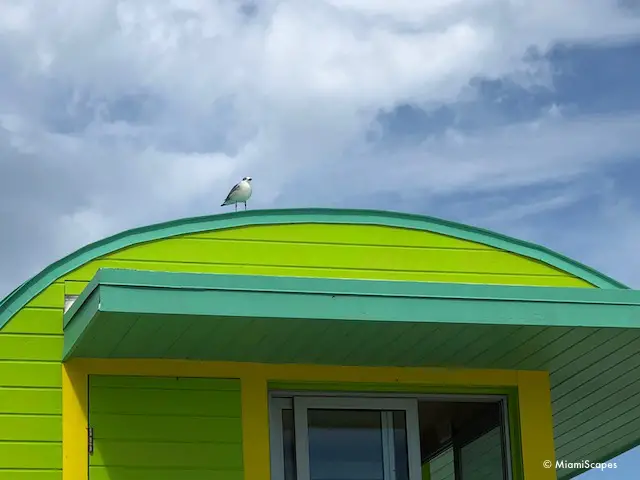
[221,176,253,211]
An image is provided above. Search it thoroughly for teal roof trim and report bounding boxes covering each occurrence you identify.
[65,267,640,330]
[0,208,628,331]
[63,267,640,360]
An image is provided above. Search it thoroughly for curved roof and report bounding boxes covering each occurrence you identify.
[0,208,627,331]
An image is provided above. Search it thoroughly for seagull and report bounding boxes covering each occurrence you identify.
[221,176,253,211]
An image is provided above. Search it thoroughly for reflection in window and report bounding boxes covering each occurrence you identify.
[427,448,455,480]
[307,409,385,480]
[278,407,412,480]
[459,427,504,480]
[272,395,510,480]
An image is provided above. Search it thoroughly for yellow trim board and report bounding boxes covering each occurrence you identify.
[62,363,88,480]
[242,373,271,480]
[63,359,555,480]
[518,371,557,480]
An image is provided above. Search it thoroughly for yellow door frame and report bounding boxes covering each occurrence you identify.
[62,359,556,480]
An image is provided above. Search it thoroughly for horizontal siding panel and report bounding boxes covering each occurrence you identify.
[63,259,586,288]
[513,328,598,371]
[0,361,61,388]
[548,329,635,386]
[551,337,640,410]
[0,414,62,442]
[556,395,640,447]
[553,363,638,425]
[448,325,525,368]
[0,334,62,361]
[190,223,492,249]
[556,395,640,452]
[0,442,62,469]
[570,428,640,473]
[554,380,640,442]
[515,328,593,371]
[0,388,62,415]
[59,223,589,286]
[0,470,61,480]
[89,387,241,417]
[64,280,87,296]
[91,441,243,469]
[89,467,243,480]
[556,413,640,462]
[91,413,242,443]
[0,283,64,477]
[1,308,62,335]
[108,238,560,275]
[24,283,63,309]
[459,326,548,367]
[89,376,244,477]
[90,375,239,391]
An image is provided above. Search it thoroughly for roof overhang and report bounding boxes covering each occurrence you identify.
[2,207,629,335]
[64,268,640,363]
[64,268,640,479]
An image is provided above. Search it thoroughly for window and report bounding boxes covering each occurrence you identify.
[270,396,422,480]
[270,393,512,480]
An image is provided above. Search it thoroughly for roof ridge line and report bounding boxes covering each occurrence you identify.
[0,208,627,331]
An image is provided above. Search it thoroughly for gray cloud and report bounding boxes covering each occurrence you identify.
[1,0,640,297]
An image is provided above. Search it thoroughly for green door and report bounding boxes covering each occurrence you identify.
[88,375,244,480]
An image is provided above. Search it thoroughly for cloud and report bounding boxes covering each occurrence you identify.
[1,0,640,297]
[291,109,640,205]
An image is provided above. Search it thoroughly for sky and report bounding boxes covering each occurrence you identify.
[0,1,639,477]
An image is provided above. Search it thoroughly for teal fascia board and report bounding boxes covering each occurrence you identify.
[63,268,640,360]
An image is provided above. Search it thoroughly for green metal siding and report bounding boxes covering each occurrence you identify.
[88,375,244,480]
[0,285,63,480]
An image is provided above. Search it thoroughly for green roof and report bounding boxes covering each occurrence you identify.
[0,208,628,332]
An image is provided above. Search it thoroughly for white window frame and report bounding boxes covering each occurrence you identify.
[270,395,422,480]
[270,397,292,480]
[270,392,513,480]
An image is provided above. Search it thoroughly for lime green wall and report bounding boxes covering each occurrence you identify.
[88,375,243,480]
[0,285,63,479]
[63,223,593,294]
[0,219,597,479]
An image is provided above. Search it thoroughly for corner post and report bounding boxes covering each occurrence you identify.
[62,362,89,480]
[517,371,557,479]
[241,372,271,480]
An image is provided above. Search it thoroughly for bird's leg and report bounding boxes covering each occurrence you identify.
[244,202,247,210]
[235,203,237,212]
